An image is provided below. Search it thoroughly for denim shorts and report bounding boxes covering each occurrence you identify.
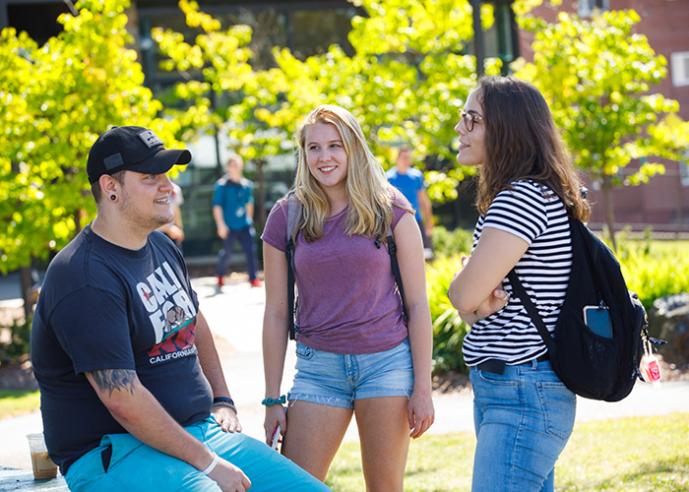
[288,339,414,409]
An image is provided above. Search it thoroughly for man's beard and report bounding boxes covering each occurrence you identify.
[120,193,173,231]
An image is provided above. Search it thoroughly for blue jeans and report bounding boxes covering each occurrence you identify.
[470,359,576,492]
[289,339,414,409]
[64,417,329,491]
[216,226,258,280]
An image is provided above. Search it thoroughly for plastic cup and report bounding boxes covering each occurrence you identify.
[26,433,58,480]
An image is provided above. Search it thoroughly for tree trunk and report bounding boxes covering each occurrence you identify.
[209,92,222,173]
[255,158,267,231]
[601,174,617,251]
[74,209,82,234]
[19,266,34,321]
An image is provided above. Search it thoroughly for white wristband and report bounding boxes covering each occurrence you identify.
[201,453,220,475]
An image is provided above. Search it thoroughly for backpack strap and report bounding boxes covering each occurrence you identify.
[285,193,301,340]
[286,193,301,246]
[384,224,410,322]
[506,270,553,352]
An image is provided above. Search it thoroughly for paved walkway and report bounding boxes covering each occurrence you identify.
[1,276,688,470]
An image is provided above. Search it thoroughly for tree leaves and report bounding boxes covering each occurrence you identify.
[514,9,687,186]
[0,0,180,272]
[154,0,492,201]
[4,1,686,272]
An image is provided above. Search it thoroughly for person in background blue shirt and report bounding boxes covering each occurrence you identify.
[386,147,433,250]
[212,154,261,289]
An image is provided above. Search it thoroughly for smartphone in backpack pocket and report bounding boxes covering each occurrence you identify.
[582,305,613,339]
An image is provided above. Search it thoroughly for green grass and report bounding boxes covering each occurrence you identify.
[326,413,689,491]
[0,389,40,420]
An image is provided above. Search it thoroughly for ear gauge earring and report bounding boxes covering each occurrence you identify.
[110,195,117,201]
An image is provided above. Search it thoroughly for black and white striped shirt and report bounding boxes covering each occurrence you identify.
[462,180,572,366]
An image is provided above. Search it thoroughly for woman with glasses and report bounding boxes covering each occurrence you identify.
[448,76,590,492]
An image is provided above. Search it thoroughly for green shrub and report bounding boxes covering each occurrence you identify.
[614,236,689,310]
[426,254,469,374]
[430,226,473,259]
[426,227,472,373]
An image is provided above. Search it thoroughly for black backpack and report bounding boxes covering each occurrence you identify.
[283,193,408,340]
[507,214,648,402]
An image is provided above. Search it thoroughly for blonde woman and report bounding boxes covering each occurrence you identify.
[261,105,434,491]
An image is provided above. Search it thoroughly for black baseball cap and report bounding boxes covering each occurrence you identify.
[87,126,192,183]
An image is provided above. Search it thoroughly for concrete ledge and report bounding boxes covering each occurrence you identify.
[0,467,67,491]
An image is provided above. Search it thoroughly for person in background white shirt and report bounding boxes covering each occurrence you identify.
[158,182,184,251]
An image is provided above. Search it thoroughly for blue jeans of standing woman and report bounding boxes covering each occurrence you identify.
[469,359,576,492]
[216,226,258,281]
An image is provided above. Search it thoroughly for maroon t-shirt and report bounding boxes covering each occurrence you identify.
[262,192,411,354]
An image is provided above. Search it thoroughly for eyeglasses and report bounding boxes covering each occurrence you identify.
[460,110,483,133]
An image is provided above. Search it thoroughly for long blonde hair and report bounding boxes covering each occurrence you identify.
[294,105,395,242]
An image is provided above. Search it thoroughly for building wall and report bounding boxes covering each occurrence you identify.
[517,0,689,231]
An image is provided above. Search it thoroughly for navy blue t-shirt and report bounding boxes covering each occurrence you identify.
[31,226,211,474]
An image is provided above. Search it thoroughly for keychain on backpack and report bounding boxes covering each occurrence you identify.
[639,338,662,386]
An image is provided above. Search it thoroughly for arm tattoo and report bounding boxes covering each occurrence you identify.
[90,369,137,397]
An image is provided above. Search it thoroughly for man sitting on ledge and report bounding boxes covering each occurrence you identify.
[31,126,328,492]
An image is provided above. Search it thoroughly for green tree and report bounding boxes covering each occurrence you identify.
[514,9,689,248]
[0,0,180,316]
[152,0,271,221]
[254,0,503,203]
[151,0,254,145]
[154,0,504,209]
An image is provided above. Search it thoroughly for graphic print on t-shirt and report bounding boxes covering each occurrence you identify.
[134,260,199,365]
[147,318,198,365]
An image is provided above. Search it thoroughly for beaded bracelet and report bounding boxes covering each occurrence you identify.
[261,395,286,406]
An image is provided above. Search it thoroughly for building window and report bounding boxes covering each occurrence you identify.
[5,1,69,45]
[671,52,689,87]
[578,0,609,17]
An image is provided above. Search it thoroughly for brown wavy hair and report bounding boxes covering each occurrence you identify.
[475,77,590,221]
